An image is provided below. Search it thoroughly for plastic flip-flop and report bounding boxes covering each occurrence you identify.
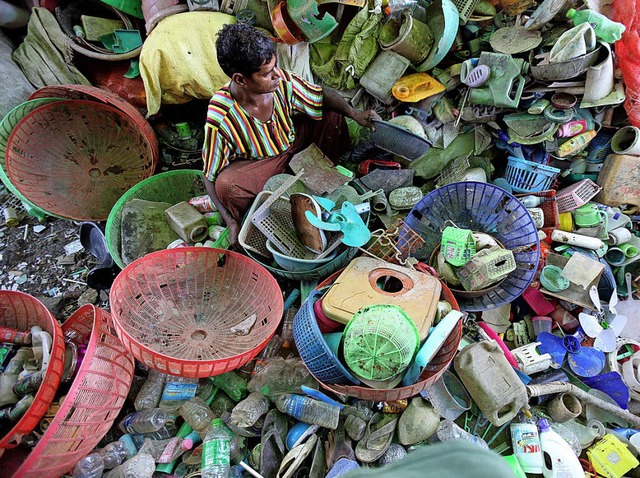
[261,410,289,478]
[354,413,398,463]
[290,193,327,253]
[277,434,318,478]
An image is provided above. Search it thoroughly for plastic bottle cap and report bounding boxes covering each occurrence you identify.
[182,438,194,450]
[566,8,576,18]
[538,418,550,431]
[211,418,223,427]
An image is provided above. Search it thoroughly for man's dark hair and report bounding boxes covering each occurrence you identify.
[216,23,276,78]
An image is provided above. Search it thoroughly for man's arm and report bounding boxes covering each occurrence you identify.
[321,86,380,129]
[204,177,240,249]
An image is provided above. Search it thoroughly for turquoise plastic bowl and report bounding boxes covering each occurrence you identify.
[415,0,459,71]
[265,239,337,272]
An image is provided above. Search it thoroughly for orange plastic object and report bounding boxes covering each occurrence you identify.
[110,248,284,378]
[314,270,462,402]
[13,306,134,478]
[321,256,441,341]
[392,72,445,102]
[6,100,157,221]
[271,1,304,44]
[28,85,159,171]
[0,292,65,451]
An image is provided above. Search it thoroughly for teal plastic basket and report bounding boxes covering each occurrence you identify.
[504,157,561,193]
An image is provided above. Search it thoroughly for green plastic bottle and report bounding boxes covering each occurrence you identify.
[566,8,625,43]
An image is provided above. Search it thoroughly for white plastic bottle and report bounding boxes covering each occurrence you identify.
[538,419,586,478]
[511,421,543,474]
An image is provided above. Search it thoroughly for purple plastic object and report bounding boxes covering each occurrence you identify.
[463,65,491,87]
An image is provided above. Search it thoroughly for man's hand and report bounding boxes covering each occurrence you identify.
[351,109,381,129]
[226,218,241,250]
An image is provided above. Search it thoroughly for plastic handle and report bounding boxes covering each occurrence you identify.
[477,322,520,370]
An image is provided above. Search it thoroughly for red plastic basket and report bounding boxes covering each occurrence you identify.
[6,99,157,221]
[310,268,463,401]
[110,248,284,378]
[515,189,559,236]
[28,85,159,162]
[12,305,134,478]
[0,292,65,451]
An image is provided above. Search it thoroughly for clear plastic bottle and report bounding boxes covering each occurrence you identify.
[119,408,167,434]
[202,418,231,478]
[211,372,248,402]
[519,195,544,208]
[134,370,167,411]
[433,420,490,449]
[100,440,129,469]
[73,453,104,478]
[159,376,199,415]
[139,436,194,463]
[230,392,270,428]
[281,308,296,349]
[104,452,156,478]
[131,424,178,448]
[258,335,284,359]
[180,396,216,436]
[274,394,340,429]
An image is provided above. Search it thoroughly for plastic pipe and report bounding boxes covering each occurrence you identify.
[551,230,604,250]
[526,382,640,428]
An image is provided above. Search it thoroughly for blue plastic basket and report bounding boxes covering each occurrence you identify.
[404,181,540,312]
[504,157,561,193]
[293,290,360,385]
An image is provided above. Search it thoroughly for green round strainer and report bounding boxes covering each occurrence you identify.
[343,304,420,382]
[540,265,570,292]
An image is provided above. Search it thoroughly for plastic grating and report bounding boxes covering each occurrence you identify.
[556,179,602,213]
[452,0,480,21]
[14,306,134,478]
[293,290,359,385]
[405,182,540,312]
[110,247,283,378]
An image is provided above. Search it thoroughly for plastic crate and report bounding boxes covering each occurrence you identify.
[0,292,65,451]
[110,247,284,377]
[13,306,134,478]
[556,179,602,213]
[293,290,359,385]
[504,157,561,194]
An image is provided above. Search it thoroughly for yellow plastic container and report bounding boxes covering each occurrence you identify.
[392,72,445,102]
[558,212,573,232]
[587,434,639,478]
[321,257,442,341]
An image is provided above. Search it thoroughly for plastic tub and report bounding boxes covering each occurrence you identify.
[12,305,134,477]
[0,292,65,452]
[266,240,336,272]
[532,316,553,336]
[110,248,284,377]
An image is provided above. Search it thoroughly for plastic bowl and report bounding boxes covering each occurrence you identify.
[265,239,337,272]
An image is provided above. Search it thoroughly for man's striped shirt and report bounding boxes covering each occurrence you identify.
[202,69,323,181]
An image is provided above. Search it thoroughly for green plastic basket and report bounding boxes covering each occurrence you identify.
[0,99,63,218]
[105,170,209,269]
[540,265,570,292]
[343,304,420,382]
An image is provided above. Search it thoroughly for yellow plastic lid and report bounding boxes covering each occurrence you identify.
[392,72,445,102]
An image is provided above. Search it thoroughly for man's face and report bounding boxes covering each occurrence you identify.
[244,56,282,94]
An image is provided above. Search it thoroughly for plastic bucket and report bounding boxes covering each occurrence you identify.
[380,13,433,64]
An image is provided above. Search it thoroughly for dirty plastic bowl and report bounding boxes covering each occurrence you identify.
[415,0,459,71]
[265,239,337,272]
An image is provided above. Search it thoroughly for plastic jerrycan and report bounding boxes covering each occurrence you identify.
[454,340,528,426]
[596,154,640,208]
[469,52,527,108]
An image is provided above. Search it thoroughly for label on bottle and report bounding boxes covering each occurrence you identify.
[161,382,198,401]
[158,438,180,463]
[202,438,230,468]
[120,412,140,434]
[512,424,541,455]
[284,395,305,419]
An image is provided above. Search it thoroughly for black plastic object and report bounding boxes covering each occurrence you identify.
[79,222,120,290]
[370,119,432,160]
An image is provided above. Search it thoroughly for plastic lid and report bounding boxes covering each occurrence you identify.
[211,418,223,427]
[566,8,576,18]
[538,418,550,431]
[182,438,194,450]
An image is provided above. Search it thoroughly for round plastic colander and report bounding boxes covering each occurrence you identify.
[343,305,419,382]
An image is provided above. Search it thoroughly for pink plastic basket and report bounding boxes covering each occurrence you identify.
[556,179,602,213]
[12,305,134,478]
[0,292,65,452]
[110,248,284,377]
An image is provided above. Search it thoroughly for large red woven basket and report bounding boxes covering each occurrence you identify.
[5,99,156,221]
[28,85,159,161]
[12,305,134,478]
[0,292,65,451]
[309,268,463,401]
[110,248,284,378]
